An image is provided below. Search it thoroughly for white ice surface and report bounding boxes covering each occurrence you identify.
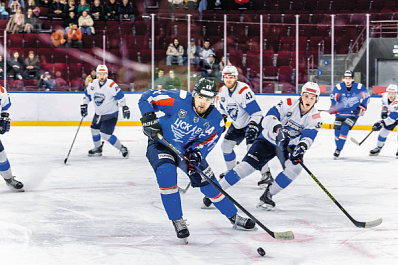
[0,126,397,265]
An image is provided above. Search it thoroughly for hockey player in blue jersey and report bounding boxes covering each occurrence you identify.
[80,65,130,158]
[0,85,24,192]
[139,78,255,242]
[213,82,322,210]
[329,70,370,159]
[369,84,398,157]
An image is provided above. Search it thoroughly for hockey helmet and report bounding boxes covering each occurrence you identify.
[386,84,398,93]
[96,65,108,74]
[222,65,239,78]
[194,78,217,98]
[301,82,320,98]
[343,70,353,78]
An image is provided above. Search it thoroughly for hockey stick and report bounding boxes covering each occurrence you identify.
[297,159,382,228]
[178,182,191,194]
[157,133,294,240]
[64,117,84,164]
[350,130,373,146]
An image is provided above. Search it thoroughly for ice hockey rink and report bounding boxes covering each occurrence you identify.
[0,125,397,265]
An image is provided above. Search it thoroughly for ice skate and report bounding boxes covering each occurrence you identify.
[257,184,275,210]
[4,177,24,192]
[88,142,103,156]
[333,149,341,160]
[258,169,274,189]
[228,213,256,230]
[201,196,214,209]
[369,146,382,156]
[120,145,129,158]
[172,217,189,244]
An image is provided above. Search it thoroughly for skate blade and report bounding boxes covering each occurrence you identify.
[88,153,102,157]
[333,156,339,160]
[201,203,215,209]
[8,187,25,192]
[123,153,130,159]
[256,201,274,211]
[232,225,258,231]
[369,153,379,156]
[180,238,188,244]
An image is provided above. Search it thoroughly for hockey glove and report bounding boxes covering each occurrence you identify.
[122,106,130,119]
[140,112,162,140]
[275,128,290,151]
[185,148,202,175]
[245,121,260,144]
[381,106,388,119]
[289,142,308,165]
[355,105,367,116]
[222,114,227,132]
[372,120,384,131]
[0,112,11,134]
[328,106,338,115]
[80,104,88,117]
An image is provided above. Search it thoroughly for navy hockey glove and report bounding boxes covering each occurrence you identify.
[122,106,130,119]
[275,128,290,151]
[0,112,11,134]
[185,148,202,175]
[381,106,388,119]
[372,120,384,131]
[355,105,367,116]
[245,121,260,144]
[289,142,308,165]
[140,112,162,140]
[80,104,88,117]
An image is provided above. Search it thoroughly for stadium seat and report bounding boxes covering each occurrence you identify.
[24,33,38,49]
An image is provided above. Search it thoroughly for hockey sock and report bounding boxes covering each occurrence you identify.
[101,132,122,150]
[0,151,12,179]
[377,128,389,147]
[223,151,236,171]
[336,125,350,150]
[219,170,240,189]
[91,128,102,148]
[334,129,340,148]
[156,163,182,221]
[200,180,237,218]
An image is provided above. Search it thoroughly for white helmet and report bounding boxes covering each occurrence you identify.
[96,65,108,74]
[386,84,398,93]
[301,82,320,98]
[222,65,238,78]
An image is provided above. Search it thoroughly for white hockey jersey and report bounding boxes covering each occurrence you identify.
[218,81,262,129]
[381,92,398,112]
[0,86,11,113]
[381,92,398,126]
[261,97,323,148]
[83,79,127,116]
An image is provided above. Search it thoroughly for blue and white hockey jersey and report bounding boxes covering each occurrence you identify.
[139,89,225,157]
[381,93,398,126]
[83,79,127,116]
[218,81,262,129]
[330,82,370,117]
[261,97,323,148]
[0,86,11,113]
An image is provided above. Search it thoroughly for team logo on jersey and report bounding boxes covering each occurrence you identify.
[194,117,199,123]
[93,92,106,106]
[178,109,187,119]
[226,103,238,121]
[172,118,203,143]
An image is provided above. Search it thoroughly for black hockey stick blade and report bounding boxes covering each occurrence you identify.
[157,134,294,240]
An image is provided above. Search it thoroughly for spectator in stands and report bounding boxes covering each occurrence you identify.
[199,39,215,65]
[164,69,182,90]
[186,38,200,66]
[0,2,10,20]
[9,51,24,80]
[54,71,68,90]
[8,0,24,15]
[6,8,24,34]
[24,8,38,33]
[77,0,90,17]
[38,72,56,91]
[219,55,231,72]
[26,0,40,17]
[78,10,95,35]
[149,68,166,89]
[23,50,41,80]
[49,0,65,20]
[63,0,78,18]
[105,0,119,21]
[91,0,105,21]
[0,55,7,80]
[39,0,51,8]
[184,0,197,9]
[51,29,66,47]
[64,11,78,32]
[85,67,96,87]
[166,38,184,66]
[201,53,219,81]
[118,0,136,23]
[169,0,183,10]
[67,23,83,49]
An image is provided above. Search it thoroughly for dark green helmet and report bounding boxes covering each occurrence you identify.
[194,78,217,98]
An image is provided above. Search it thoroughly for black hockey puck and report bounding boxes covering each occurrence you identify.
[257,247,266,256]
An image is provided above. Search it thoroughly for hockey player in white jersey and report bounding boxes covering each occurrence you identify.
[0,86,24,191]
[81,65,130,158]
[214,82,322,210]
[218,66,272,186]
[369,84,398,157]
